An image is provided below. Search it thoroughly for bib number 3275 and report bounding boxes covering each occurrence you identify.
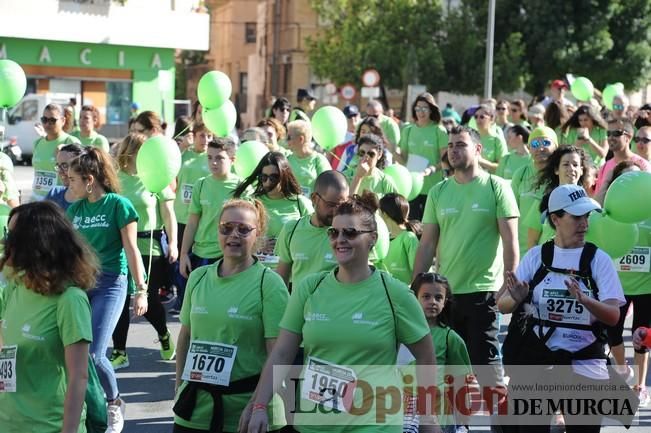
[301,356,357,412]
[181,341,237,386]
[0,345,17,393]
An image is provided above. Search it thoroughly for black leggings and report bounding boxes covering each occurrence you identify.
[172,424,286,433]
[112,254,170,350]
[606,293,651,354]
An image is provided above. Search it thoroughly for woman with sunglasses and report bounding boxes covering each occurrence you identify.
[243,191,438,433]
[396,93,447,219]
[45,143,84,210]
[173,198,289,433]
[108,133,178,370]
[66,147,148,433]
[340,116,392,177]
[508,100,530,128]
[32,103,81,201]
[233,152,313,268]
[523,145,589,250]
[495,100,513,133]
[510,127,559,258]
[635,126,651,161]
[560,105,608,166]
[474,104,508,174]
[0,201,97,433]
[271,97,292,127]
[350,134,397,199]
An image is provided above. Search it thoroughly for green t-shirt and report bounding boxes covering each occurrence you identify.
[175,151,210,225]
[510,162,543,257]
[32,133,81,199]
[0,281,92,433]
[258,194,313,239]
[398,122,448,194]
[378,230,419,284]
[67,193,139,275]
[561,127,607,166]
[280,268,430,433]
[429,326,472,380]
[78,131,110,153]
[523,199,556,246]
[357,167,397,199]
[495,152,532,180]
[176,260,289,431]
[617,219,651,296]
[275,214,338,285]
[118,171,175,256]
[422,172,519,294]
[480,133,508,164]
[287,152,331,196]
[188,174,241,258]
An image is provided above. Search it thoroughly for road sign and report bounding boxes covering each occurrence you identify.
[362,69,380,87]
[361,86,380,98]
[340,84,356,100]
[324,83,337,96]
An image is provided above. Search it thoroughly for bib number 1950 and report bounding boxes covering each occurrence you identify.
[181,341,237,386]
[301,356,357,412]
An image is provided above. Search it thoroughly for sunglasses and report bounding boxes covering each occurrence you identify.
[40,116,59,124]
[474,114,488,120]
[510,108,520,113]
[357,150,377,159]
[496,106,507,111]
[327,227,375,241]
[606,129,628,138]
[612,104,625,111]
[54,162,69,172]
[414,107,430,113]
[258,173,280,184]
[634,137,651,144]
[415,272,449,284]
[218,222,257,237]
[530,138,553,149]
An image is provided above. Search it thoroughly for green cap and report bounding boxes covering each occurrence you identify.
[528,126,558,146]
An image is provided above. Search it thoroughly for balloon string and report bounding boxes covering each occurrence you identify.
[145,192,156,288]
[173,123,193,140]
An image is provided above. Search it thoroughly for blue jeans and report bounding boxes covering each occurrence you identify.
[173,254,217,310]
[87,271,127,401]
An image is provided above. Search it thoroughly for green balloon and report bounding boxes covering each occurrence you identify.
[408,172,424,200]
[203,101,237,137]
[383,164,412,198]
[312,106,347,151]
[604,171,651,224]
[371,212,390,261]
[234,140,268,179]
[585,212,638,259]
[0,60,27,108]
[136,136,182,193]
[570,77,594,102]
[602,83,624,110]
[197,71,232,109]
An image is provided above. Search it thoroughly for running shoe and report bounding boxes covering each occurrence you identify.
[109,350,130,371]
[159,331,176,360]
[636,386,651,407]
[615,364,636,385]
[159,286,176,304]
[105,397,125,433]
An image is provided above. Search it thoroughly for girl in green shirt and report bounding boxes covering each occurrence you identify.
[560,105,608,166]
[474,104,508,174]
[0,201,97,433]
[350,134,397,199]
[233,152,313,267]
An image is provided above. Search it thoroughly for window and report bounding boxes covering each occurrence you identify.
[245,22,256,43]
[239,72,248,113]
[106,81,132,125]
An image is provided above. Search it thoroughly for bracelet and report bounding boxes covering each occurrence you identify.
[135,290,148,296]
[252,403,267,412]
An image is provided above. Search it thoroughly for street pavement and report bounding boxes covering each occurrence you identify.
[12,165,651,432]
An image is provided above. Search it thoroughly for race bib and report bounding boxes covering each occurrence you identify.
[301,356,357,412]
[33,170,56,192]
[181,184,193,205]
[181,341,237,386]
[0,345,17,393]
[540,288,591,325]
[257,254,280,264]
[615,247,650,273]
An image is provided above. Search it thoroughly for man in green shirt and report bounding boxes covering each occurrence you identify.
[275,170,349,287]
[413,125,519,391]
[179,138,240,279]
[366,99,401,150]
[32,104,81,201]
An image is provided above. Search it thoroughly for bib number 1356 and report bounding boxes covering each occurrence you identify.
[181,341,237,386]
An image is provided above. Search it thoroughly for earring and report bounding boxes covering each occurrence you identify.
[86,183,93,194]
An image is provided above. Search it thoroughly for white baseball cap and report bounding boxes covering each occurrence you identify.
[541,184,602,223]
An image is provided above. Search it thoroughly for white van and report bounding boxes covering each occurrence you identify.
[4,94,71,164]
